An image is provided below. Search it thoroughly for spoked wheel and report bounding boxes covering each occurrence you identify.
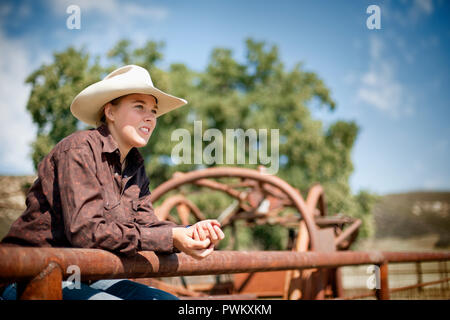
[151,167,319,246]
[145,167,357,299]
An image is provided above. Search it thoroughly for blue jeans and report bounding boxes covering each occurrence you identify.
[1,279,179,300]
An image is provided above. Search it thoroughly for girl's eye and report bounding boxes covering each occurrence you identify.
[135,105,144,109]
[151,109,157,114]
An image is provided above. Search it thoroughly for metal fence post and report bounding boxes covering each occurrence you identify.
[17,262,63,300]
[416,262,423,293]
[375,262,390,300]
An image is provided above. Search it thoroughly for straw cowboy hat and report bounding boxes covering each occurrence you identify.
[70,65,187,126]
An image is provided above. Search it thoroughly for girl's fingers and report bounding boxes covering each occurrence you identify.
[213,225,225,239]
[205,222,218,240]
[193,227,200,241]
[213,220,222,227]
[196,244,214,259]
[201,246,214,257]
[191,220,225,245]
[196,223,206,240]
[189,245,213,260]
[206,219,221,229]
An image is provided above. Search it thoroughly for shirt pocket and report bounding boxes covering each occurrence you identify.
[103,194,132,225]
[131,198,157,225]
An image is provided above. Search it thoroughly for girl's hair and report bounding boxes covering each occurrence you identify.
[98,95,124,125]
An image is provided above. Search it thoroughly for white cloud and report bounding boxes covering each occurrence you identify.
[0,30,36,175]
[384,0,434,27]
[356,35,415,117]
[0,1,32,29]
[45,0,169,57]
[121,3,168,20]
[413,0,434,16]
[46,0,168,21]
[368,35,383,60]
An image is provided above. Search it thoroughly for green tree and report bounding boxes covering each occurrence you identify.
[26,47,103,166]
[25,38,377,249]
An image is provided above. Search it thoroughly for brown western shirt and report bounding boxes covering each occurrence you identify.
[1,125,179,256]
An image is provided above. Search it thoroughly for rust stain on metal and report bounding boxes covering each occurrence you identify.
[17,262,63,300]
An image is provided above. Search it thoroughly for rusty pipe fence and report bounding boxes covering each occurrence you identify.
[1,246,449,300]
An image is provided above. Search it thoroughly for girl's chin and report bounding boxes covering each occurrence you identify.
[124,129,150,148]
[133,138,149,148]
[135,135,150,147]
[124,133,148,148]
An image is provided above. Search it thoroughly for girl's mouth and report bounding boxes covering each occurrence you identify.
[139,126,150,135]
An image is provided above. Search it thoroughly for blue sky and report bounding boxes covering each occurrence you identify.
[0,0,449,195]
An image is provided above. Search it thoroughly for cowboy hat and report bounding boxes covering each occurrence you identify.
[70,65,187,126]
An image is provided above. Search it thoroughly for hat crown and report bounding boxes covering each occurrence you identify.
[104,65,154,87]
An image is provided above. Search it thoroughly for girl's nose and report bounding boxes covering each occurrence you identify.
[144,112,156,123]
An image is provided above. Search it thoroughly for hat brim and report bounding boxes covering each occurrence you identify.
[70,79,187,127]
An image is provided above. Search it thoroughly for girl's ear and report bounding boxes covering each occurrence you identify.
[104,103,115,122]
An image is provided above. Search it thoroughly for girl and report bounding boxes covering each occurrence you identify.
[1,65,224,300]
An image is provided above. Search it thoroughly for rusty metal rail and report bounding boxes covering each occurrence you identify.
[1,246,449,300]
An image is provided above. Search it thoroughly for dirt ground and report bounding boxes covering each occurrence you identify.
[0,175,36,239]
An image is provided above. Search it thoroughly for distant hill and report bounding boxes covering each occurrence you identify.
[372,191,450,248]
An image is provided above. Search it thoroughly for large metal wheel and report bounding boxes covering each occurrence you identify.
[144,166,359,299]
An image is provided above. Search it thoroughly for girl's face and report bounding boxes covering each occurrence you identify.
[104,93,158,153]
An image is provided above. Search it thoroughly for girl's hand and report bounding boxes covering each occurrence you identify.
[172,227,214,260]
[191,219,225,247]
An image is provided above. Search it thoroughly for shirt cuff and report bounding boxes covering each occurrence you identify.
[140,226,176,253]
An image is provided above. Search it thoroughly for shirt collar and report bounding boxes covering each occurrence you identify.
[96,124,144,168]
[97,124,119,154]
